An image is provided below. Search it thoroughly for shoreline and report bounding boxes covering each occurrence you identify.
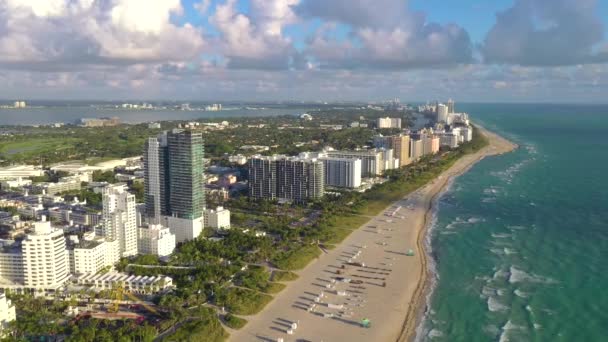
[230,126,517,342]
[399,126,519,342]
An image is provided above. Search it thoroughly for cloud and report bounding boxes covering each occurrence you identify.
[0,0,205,69]
[296,0,473,70]
[209,0,300,70]
[481,0,607,66]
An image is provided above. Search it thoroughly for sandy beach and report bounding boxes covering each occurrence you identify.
[230,127,517,342]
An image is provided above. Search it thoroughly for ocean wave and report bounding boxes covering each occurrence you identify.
[493,268,509,280]
[488,297,509,312]
[481,285,497,298]
[482,197,497,203]
[503,248,517,255]
[492,233,511,238]
[427,329,444,338]
[509,266,558,284]
[513,289,529,298]
[498,320,528,342]
[507,225,526,231]
[490,248,504,256]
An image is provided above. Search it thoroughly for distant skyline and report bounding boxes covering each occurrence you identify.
[1,0,608,102]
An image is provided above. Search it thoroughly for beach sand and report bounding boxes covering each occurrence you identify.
[229,127,517,342]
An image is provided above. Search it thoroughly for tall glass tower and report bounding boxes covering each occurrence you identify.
[144,129,205,223]
[167,129,205,219]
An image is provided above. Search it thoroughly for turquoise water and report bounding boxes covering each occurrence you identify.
[419,104,608,341]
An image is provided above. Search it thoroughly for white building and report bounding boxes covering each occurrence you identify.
[74,272,173,294]
[380,148,399,171]
[137,224,176,257]
[162,216,203,243]
[204,207,231,230]
[21,218,70,290]
[228,155,248,165]
[0,293,16,332]
[0,165,44,180]
[0,177,32,189]
[438,132,460,148]
[437,104,449,123]
[324,149,385,178]
[101,185,137,258]
[67,236,109,275]
[377,117,402,129]
[319,157,362,189]
[410,138,424,162]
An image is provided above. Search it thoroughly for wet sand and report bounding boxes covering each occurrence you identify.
[230,127,517,342]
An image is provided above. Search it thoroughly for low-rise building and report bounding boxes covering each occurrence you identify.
[0,292,16,332]
[0,165,44,180]
[205,207,231,230]
[137,224,176,257]
[74,272,173,294]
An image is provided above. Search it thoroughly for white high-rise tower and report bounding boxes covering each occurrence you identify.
[101,184,137,258]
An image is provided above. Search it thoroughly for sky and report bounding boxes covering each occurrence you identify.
[1,0,608,102]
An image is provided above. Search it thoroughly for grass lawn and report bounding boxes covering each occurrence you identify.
[223,314,247,330]
[0,138,79,158]
[272,271,299,282]
[264,282,286,294]
[217,288,273,315]
[273,245,322,271]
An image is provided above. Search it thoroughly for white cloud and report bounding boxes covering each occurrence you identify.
[297,0,473,69]
[482,0,607,66]
[209,0,300,69]
[0,0,205,67]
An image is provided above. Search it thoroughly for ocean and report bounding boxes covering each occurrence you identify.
[418,104,608,341]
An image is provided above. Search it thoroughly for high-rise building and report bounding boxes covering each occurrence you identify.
[248,155,324,203]
[410,138,424,162]
[144,129,205,242]
[320,157,362,189]
[167,130,205,219]
[437,104,449,123]
[422,134,440,155]
[21,218,70,290]
[247,155,278,201]
[276,157,324,203]
[447,99,455,114]
[374,135,411,167]
[101,184,137,258]
[325,149,385,177]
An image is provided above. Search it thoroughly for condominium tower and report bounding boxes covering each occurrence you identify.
[101,184,137,258]
[144,129,205,242]
[248,155,324,203]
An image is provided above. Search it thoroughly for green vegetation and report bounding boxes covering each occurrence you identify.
[60,189,103,207]
[215,287,272,315]
[223,313,247,330]
[92,170,117,183]
[65,319,157,342]
[272,244,322,271]
[272,270,299,282]
[162,308,228,342]
[264,282,286,294]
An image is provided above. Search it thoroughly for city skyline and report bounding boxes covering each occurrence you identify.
[0,0,607,102]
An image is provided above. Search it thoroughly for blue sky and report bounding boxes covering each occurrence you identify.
[1,0,608,102]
